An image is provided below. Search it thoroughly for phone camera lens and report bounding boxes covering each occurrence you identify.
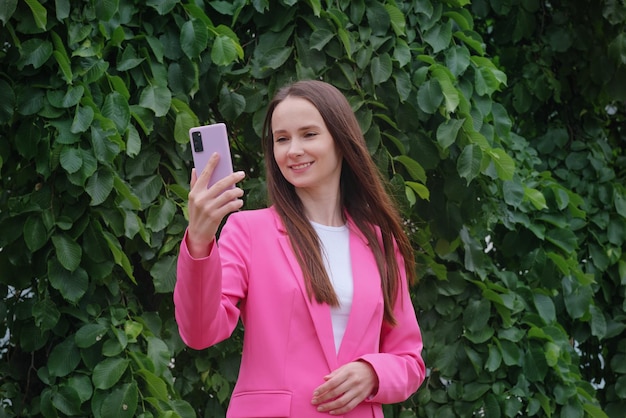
[192,132,203,152]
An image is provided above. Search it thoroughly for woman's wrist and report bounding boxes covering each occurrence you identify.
[186,232,215,258]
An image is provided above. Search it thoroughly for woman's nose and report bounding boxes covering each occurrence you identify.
[287,139,304,157]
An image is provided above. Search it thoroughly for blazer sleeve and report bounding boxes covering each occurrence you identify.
[359,250,426,404]
[173,214,249,350]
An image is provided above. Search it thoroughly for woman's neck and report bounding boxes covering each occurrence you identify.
[296,189,344,227]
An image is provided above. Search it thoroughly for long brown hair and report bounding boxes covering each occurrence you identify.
[261,80,415,325]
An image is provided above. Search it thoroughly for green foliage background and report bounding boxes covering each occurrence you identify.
[0,0,624,417]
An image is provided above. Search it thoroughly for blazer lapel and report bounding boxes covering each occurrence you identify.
[337,224,382,363]
[273,210,338,371]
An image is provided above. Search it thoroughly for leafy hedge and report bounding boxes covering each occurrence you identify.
[0,0,623,417]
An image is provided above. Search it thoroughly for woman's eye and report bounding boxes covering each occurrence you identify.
[305,132,317,138]
[275,137,287,142]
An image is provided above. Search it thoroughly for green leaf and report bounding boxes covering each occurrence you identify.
[180,19,209,59]
[60,146,83,174]
[310,29,334,50]
[444,11,471,31]
[125,124,141,158]
[103,91,131,132]
[366,1,390,35]
[423,20,452,53]
[147,336,172,374]
[71,105,94,134]
[582,404,609,418]
[0,0,17,25]
[116,45,145,71]
[211,35,241,66]
[48,260,89,303]
[457,144,483,184]
[371,53,393,84]
[306,0,322,16]
[48,338,81,377]
[92,357,130,390]
[405,185,416,206]
[51,31,73,83]
[615,188,626,217]
[51,385,83,415]
[546,228,577,253]
[52,233,82,272]
[124,320,143,342]
[139,85,171,118]
[523,186,548,210]
[151,255,177,293]
[24,214,48,252]
[486,344,502,371]
[394,70,412,102]
[463,382,491,401]
[533,293,556,324]
[55,0,70,20]
[86,168,114,206]
[463,298,490,332]
[75,323,109,348]
[433,341,460,376]
[488,148,515,180]
[59,86,85,108]
[436,118,465,150]
[218,86,246,120]
[385,4,406,36]
[393,39,411,67]
[563,280,593,320]
[589,304,607,339]
[406,181,430,201]
[499,340,522,366]
[417,79,443,114]
[100,382,138,418]
[113,176,142,210]
[24,0,47,30]
[257,46,293,71]
[492,102,512,138]
[394,155,426,183]
[0,79,15,124]
[95,0,118,21]
[445,45,471,77]
[136,368,169,400]
[32,298,60,331]
[146,198,176,232]
[523,347,548,382]
[102,231,136,283]
[431,65,459,113]
[19,39,53,69]
[147,0,177,14]
[453,31,485,55]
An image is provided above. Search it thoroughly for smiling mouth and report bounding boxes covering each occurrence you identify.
[291,162,313,170]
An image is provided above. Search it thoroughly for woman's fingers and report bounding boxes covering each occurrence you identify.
[186,158,246,257]
[193,152,220,190]
[311,361,378,414]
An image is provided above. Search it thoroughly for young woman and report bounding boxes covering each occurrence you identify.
[174,80,425,417]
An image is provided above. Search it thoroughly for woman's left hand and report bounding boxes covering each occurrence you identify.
[311,361,379,414]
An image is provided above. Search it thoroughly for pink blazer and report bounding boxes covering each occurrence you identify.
[174,207,425,418]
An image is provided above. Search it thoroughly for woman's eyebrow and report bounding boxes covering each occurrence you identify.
[273,125,322,135]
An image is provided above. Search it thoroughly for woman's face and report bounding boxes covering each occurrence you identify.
[271,96,342,197]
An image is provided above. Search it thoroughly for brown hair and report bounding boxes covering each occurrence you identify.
[261,80,416,325]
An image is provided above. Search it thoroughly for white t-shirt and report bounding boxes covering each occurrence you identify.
[311,221,354,353]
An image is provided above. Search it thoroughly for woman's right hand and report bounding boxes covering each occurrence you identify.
[186,152,245,258]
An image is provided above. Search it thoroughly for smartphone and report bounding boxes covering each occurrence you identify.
[189,123,234,189]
